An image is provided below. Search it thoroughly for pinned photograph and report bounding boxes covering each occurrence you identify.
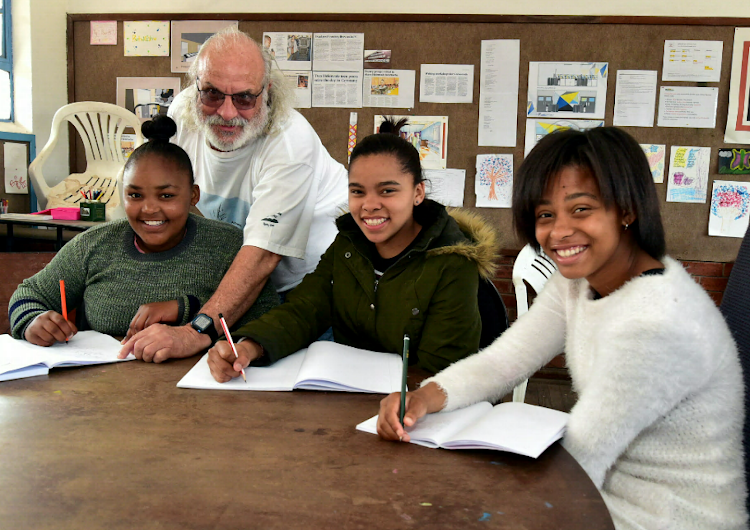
[116,77,181,122]
[171,20,238,73]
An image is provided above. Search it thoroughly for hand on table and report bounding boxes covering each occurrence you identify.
[118,323,209,363]
[208,339,263,383]
[24,311,78,346]
[376,382,447,442]
[123,300,180,342]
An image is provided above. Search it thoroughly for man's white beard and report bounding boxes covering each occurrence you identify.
[195,97,270,151]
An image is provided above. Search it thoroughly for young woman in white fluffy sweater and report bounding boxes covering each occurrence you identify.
[377,127,748,530]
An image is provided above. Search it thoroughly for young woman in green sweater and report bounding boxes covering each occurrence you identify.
[9,115,278,356]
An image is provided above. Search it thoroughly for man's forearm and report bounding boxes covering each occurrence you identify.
[199,245,282,329]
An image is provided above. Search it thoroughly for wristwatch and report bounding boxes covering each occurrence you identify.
[191,313,219,344]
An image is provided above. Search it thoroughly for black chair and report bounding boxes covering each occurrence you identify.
[720,224,750,515]
[477,277,509,349]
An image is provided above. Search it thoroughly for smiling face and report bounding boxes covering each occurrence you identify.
[348,153,425,259]
[193,43,269,151]
[123,155,199,253]
[534,165,638,293]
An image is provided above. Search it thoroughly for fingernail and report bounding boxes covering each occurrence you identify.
[399,436,403,442]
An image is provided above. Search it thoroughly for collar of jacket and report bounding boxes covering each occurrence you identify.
[335,199,464,266]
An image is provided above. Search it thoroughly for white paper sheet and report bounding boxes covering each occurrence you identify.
[708,180,750,238]
[662,40,723,82]
[420,64,474,104]
[424,169,466,207]
[613,70,658,127]
[527,62,608,120]
[263,32,312,71]
[362,70,415,108]
[312,71,363,108]
[478,40,520,147]
[283,70,312,108]
[475,154,513,208]
[313,33,364,72]
[666,146,711,203]
[4,142,28,195]
[657,86,718,129]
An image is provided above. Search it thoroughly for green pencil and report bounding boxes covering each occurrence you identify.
[399,334,410,427]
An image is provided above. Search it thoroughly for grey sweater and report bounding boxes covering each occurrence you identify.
[9,214,279,339]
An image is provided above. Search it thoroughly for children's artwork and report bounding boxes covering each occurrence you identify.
[90,21,117,45]
[725,28,750,144]
[640,144,667,183]
[527,62,608,120]
[718,148,750,175]
[524,119,603,156]
[666,146,711,203]
[4,142,28,195]
[124,21,169,57]
[709,181,750,238]
[374,115,448,170]
[116,77,181,123]
[171,20,238,73]
[475,154,513,208]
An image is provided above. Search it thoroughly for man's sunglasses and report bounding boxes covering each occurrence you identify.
[196,79,264,111]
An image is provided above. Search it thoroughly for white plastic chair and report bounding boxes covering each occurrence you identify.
[28,102,143,221]
[511,244,558,402]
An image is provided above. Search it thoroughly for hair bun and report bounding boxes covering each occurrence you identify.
[141,115,177,142]
[378,116,409,136]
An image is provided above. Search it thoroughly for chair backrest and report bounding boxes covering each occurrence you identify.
[28,102,143,220]
[512,244,558,316]
[478,277,509,349]
[720,224,750,516]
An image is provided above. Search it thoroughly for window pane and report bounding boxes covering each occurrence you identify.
[0,16,4,58]
[0,69,10,120]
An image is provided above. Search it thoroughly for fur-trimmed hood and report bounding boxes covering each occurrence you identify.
[428,207,499,280]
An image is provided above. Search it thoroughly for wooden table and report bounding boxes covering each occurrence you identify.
[0,358,614,530]
[0,215,100,251]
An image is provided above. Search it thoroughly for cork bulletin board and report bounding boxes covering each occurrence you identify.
[67,14,750,262]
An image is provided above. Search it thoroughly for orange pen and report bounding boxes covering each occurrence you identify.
[59,279,68,342]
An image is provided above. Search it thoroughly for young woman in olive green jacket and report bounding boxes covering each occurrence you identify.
[207,118,500,379]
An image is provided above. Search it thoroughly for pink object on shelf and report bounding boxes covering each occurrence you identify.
[33,207,82,220]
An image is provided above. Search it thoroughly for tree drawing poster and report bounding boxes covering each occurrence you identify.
[640,144,666,183]
[475,154,513,208]
[708,180,750,238]
[666,146,711,203]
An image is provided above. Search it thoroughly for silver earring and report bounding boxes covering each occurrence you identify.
[624,223,629,230]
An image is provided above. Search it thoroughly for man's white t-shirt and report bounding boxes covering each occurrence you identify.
[169,91,347,292]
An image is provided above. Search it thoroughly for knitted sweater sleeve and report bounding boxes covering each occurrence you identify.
[422,272,568,410]
[561,283,719,488]
[8,234,88,340]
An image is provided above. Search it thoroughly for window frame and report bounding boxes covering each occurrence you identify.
[0,0,13,122]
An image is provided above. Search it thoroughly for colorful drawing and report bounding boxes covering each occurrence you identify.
[666,146,711,203]
[124,21,169,57]
[709,181,750,237]
[640,144,666,183]
[718,148,750,175]
[524,119,603,156]
[90,21,117,45]
[527,62,608,120]
[374,115,448,170]
[475,154,513,208]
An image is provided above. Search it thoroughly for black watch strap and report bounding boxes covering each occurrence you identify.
[191,313,219,344]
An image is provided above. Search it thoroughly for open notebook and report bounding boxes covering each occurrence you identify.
[178,341,402,394]
[0,331,134,382]
[356,401,569,458]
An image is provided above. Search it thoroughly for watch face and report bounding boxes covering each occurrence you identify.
[193,314,211,330]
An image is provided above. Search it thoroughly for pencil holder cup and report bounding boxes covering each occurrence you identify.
[80,201,106,222]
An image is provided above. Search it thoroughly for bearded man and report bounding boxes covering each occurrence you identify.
[119,27,347,362]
